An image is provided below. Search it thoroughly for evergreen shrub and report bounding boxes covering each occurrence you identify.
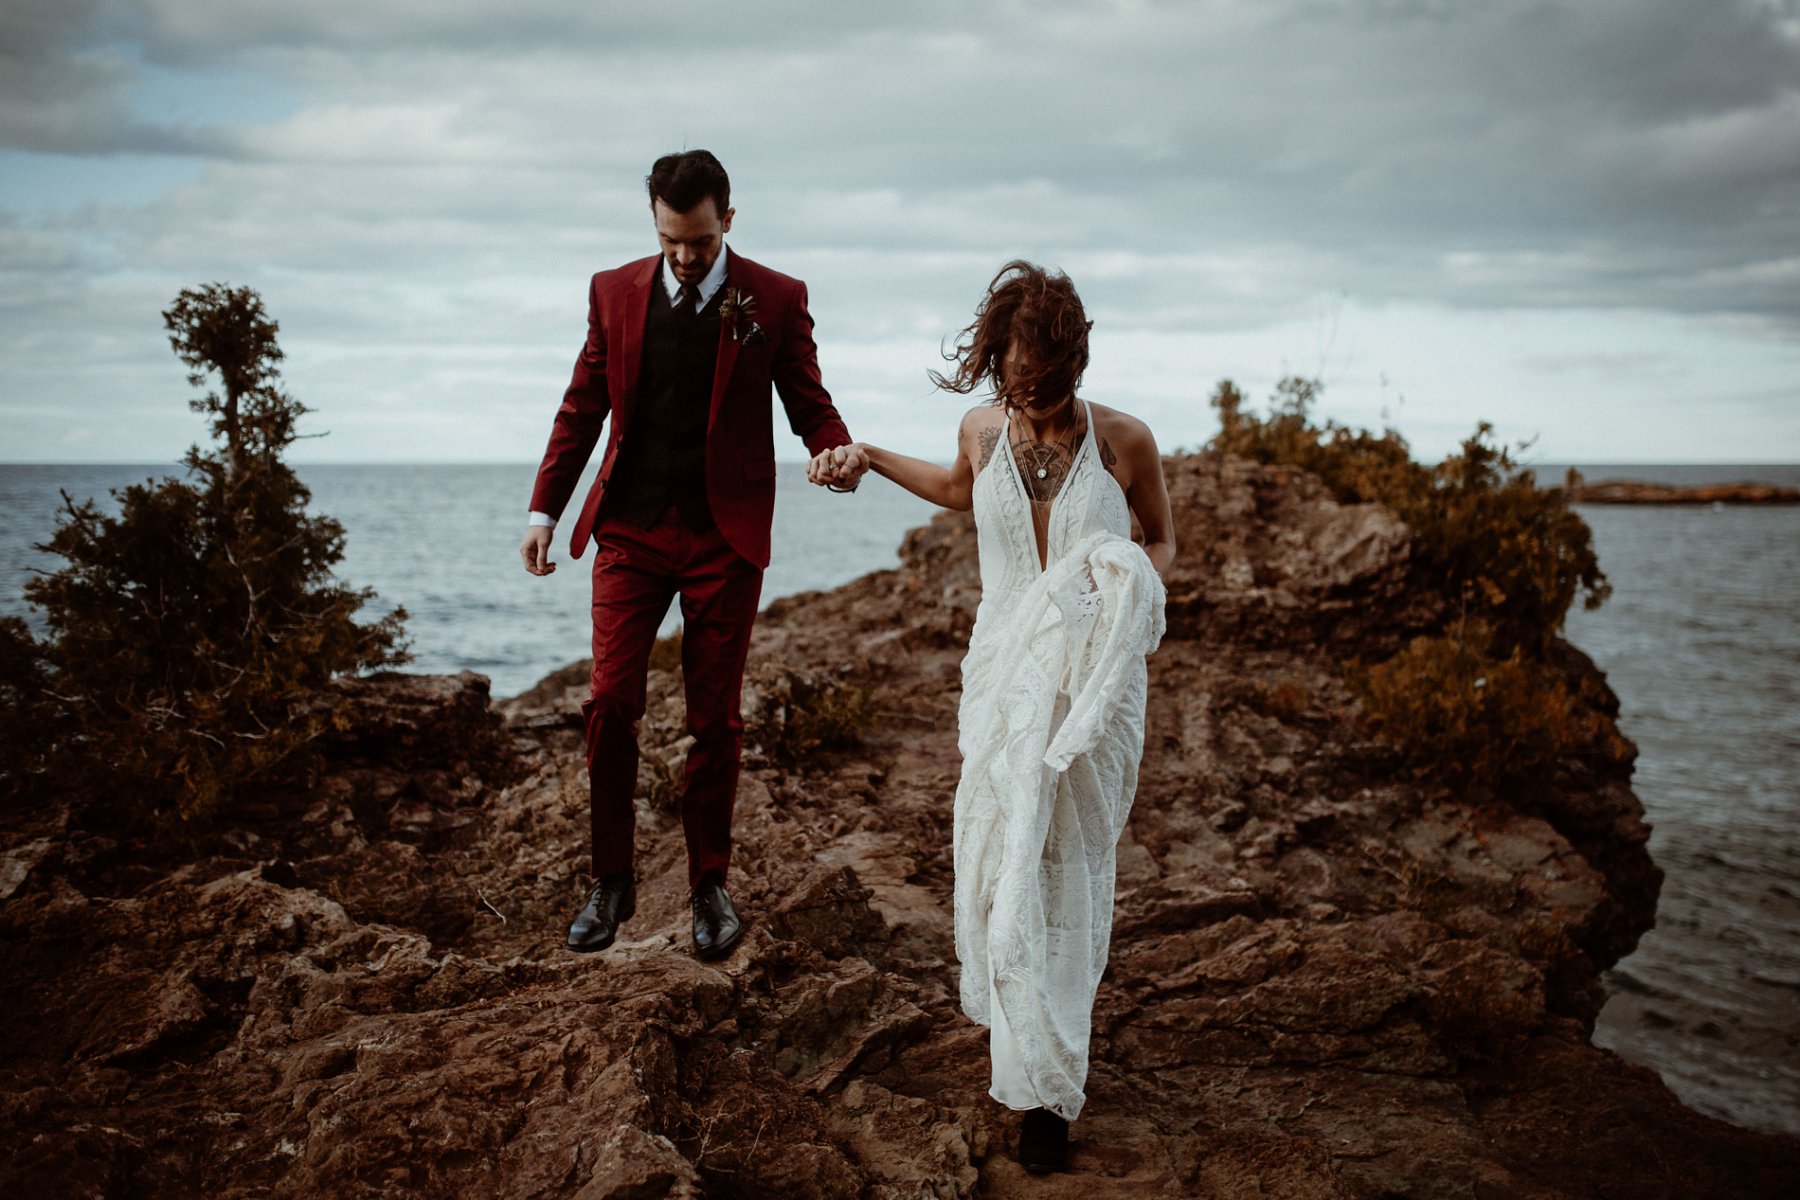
[1209,377,1611,792]
[5,285,407,826]
[1357,622,1601,790]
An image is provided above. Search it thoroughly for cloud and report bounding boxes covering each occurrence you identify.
[0,0,137,153]
[1,0,1796,463]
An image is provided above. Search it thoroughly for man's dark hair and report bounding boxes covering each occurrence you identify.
[646,150,731,217]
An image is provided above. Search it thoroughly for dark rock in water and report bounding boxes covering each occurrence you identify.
[3,453,1797,1198]
[1571,479,1800,504]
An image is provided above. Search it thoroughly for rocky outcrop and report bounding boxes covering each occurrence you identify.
[1570,479,1800,504]
[3,452,1797,1198]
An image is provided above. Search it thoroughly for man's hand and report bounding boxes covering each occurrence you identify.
[520,526,556,576]
[805,446,841,486]
[808,443,870,490]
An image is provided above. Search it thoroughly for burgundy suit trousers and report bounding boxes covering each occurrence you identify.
[582,509,762,888]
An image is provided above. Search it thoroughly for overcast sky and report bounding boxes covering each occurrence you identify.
[3,0,1797,466]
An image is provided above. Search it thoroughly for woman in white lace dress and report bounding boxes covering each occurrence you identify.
[810,261,1174,1172]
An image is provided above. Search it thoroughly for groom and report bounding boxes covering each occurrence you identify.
[520,150,855,960]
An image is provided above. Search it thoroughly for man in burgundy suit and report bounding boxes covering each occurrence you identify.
[519,150,854,960]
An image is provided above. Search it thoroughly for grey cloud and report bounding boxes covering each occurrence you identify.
[1517,349,1684,378]
[0,0,257,155]
[4,0,1798,463]
[49,2,1800,271]
[120,0,969,63]
[0,0,137,152]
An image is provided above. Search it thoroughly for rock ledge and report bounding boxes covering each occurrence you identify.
[3,453,1796,1198]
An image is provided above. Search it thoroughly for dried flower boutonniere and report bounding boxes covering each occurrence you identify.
[719,287,766,346]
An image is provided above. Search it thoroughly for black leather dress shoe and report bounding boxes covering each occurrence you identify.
[566,873,635,952]
[1019,1107,1069,1173]
[690,875,744,961]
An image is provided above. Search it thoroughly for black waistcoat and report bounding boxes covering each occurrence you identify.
[609,278,724,528]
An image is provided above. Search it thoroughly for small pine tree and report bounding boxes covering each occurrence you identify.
[9,284,407,826]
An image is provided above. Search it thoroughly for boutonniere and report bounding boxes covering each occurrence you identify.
[719,287,766,346]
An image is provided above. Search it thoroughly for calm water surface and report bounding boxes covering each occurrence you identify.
[0,463,936,697]
[2,460,1795,1134]
[1554,465,1800,1137]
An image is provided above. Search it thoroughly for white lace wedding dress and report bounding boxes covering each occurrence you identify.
[953,401,1166,1121]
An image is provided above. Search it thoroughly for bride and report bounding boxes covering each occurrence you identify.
[811,261,1173,1172]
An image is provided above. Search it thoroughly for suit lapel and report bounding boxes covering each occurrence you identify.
[616,256,658,433]
[708,306,742,434]
[707,256,750,434]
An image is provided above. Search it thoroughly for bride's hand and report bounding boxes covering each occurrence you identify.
[832,443,870,489]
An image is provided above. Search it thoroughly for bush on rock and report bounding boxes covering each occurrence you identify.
[1210,377,1611,794]
[4,285,407,828]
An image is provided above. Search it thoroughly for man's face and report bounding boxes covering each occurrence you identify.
[653,197,734,286]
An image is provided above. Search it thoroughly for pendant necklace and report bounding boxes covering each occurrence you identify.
[1011,405,1081,491]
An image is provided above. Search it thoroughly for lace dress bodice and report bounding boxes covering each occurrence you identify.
[969,402,1134,624]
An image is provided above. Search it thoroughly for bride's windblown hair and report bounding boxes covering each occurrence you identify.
[932,260,1094,408]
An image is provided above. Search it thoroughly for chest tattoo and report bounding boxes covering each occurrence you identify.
[1099,437,1117,471]
[1014,440,1073,503]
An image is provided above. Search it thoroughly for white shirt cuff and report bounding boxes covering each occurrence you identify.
[528,511,556,528]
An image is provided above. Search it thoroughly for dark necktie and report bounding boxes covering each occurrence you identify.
[673,282,698,328]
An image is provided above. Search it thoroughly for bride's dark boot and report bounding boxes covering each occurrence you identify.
[1018,1107,1069,1172]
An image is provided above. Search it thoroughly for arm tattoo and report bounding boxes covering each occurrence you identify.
[977,426,1002,471]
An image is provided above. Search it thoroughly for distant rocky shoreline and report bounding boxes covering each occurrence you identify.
[1571,479,1800,505]
[4,451,1798,1198]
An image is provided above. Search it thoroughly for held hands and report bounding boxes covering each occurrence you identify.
[522,443,863,576]
[519,525,556,576]
[807,442,870,491]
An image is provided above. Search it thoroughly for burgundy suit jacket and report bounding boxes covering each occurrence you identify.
[529,251,852,570]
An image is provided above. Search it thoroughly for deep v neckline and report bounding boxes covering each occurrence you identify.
[1002,400,1092,572]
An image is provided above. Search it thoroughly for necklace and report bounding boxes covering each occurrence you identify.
[1009,404,1082,497]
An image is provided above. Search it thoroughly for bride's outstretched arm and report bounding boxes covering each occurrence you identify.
[813,409,980,511]
[855,442,975,511]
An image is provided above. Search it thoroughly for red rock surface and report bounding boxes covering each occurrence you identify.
[3,453,1797,1198]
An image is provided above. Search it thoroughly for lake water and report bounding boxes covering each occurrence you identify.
[0,463,939,698]
[1550,464,1800,1138]
[2,459,1795,1136]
